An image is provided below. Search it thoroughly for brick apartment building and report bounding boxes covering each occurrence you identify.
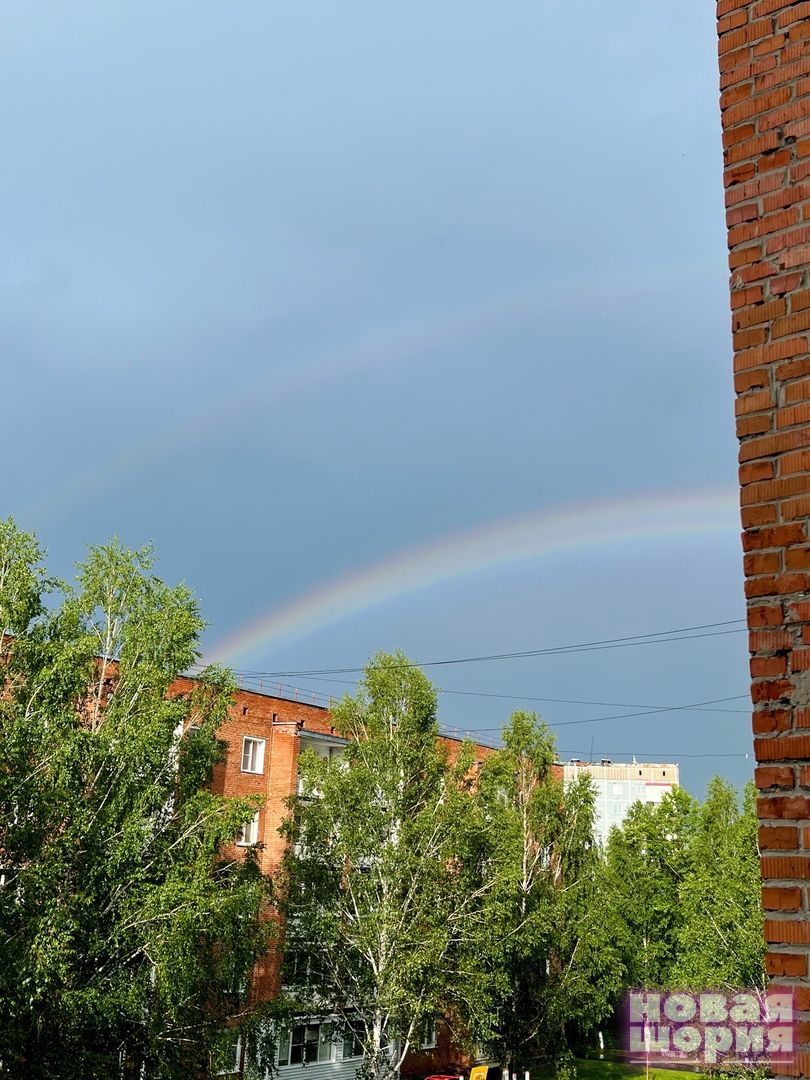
[187,676,684,1076]
[173,676,496,1079]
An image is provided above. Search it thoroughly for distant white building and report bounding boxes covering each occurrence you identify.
[561,759,679,847]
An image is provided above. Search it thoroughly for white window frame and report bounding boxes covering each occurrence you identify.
[420,1019,438,1050]
[237,811,260,847]
[241,736,266,774]
[277,1022,335,1067]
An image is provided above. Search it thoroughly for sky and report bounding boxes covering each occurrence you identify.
[0,1,750,797]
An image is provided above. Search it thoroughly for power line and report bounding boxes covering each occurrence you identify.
[240,671,750,714]
[557,748,751,760]
[218,619,747,678]
[476,694,751,732]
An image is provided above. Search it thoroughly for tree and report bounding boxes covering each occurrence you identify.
[470,713,624,1072]
[0,520,276,1079]
[604,776,765,995]
[603,786,697,991]
[280,652,488,1080]
[672,778,765,991]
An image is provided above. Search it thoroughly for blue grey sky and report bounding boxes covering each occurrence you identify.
[1,1,750,796]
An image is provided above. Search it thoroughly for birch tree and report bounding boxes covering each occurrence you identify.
[471,713,623,1072]
[0,520,277,1079]
[281,652,489,1080]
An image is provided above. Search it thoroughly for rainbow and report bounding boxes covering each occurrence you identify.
[209,487,741,665]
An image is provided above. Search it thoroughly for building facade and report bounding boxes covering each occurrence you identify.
[561,759,680,847]
[176,676,493,1077]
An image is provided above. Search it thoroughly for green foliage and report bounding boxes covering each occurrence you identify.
[604,777,765,994]
[671,779,765,991]
[603,787,697,989]
[470,713,625,1072]
[281,652,487,1080]
[0,519,276,1079]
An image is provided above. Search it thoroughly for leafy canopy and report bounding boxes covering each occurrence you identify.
[0,519,276,1080]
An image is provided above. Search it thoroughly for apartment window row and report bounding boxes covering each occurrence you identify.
[275,1018,435,1067]
[278,1023,341,1066]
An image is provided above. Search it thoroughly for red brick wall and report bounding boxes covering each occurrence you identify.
[718,2,810,1074]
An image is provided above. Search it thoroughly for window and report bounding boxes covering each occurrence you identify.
[278,1023,334,1066]
[420,1019,438,1050]
[241,737,265,774]
[343,1021,365,1059]
[237,811,260,846]
[215,1035,241,1075]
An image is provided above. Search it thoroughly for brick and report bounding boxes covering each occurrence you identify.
[771,272,804,295]
[753,32,788,57]
[731,284,766,307]
[786,378,810,404]
[763,854,810,878]
[726,161,758,186]
[789,600,810,621]
[746,573,779,597]
[734,297,787,327]
[753,678,796,703]
[736,366,770,394]
[742,503,779,526]
[784,494,810,518]
[726,131,781,166]
[766,918,810,943]
[778,403,810,429]
[720,19,779,54]
[763,185,810,215]
[758,53,810,89]
[778,2,810,28]
[726,85,792,127]
[773,311,810,338]
[730,243,764,271]
[759,795,810,818]
[778,358,810,382]
[783,243,810,268]
[787,547,810,570]
[761,825,800,851]
[766,951,808,976]
[766,225,810,255]
[743,525,807,551]
[748,602,786,627]
[753,708,792,733]
[734,326,769,350]
[757,736,810,762]
[762,886,803,910]
[736,386,774,413]
[741,431,810,463]
[719,9,750,34]
[750,627,795,649]
[739,458,775,482]
[746,550,782,575]
[759,146,793,171]
[757,765,797,788]
[753,654,789,675]
[722,78,754,107]
[738,413,773,437]
[761,99,810,133]
[740,474,810,504]
[734,337,808,370]
[794,647,810,669]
